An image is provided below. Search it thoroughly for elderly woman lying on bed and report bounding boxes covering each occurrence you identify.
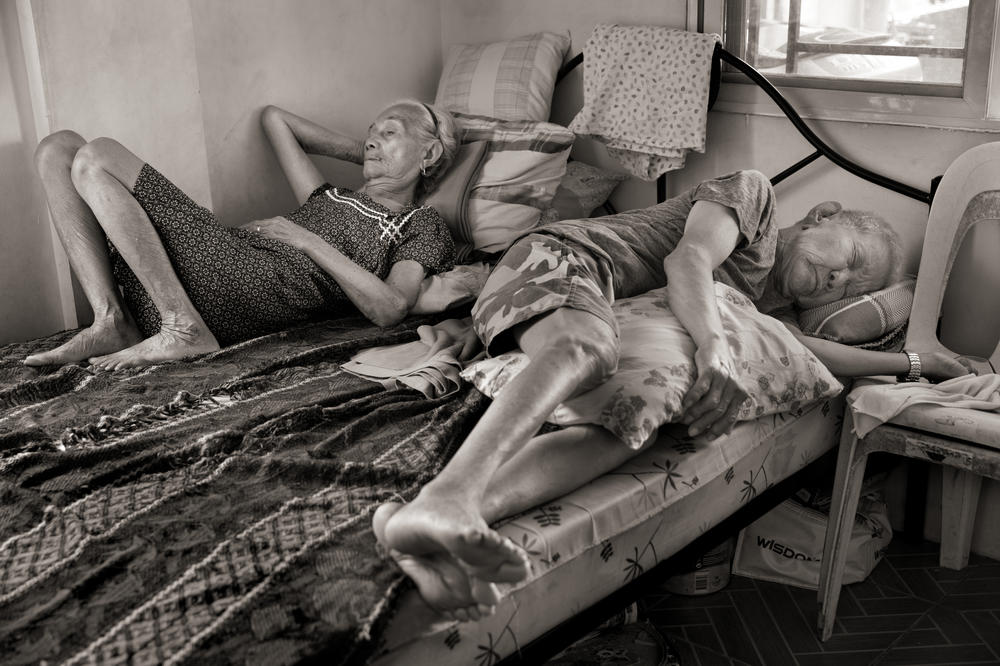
[374,169,975,621]
[25,100,457,369]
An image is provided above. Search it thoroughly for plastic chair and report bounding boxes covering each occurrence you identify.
[816,142,1000,641]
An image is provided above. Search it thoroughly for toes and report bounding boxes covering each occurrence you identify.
[458,534,531,583]
[483,557,531,583]
[372,502,405,546]
[88,355,110,369]
[432,599,497,622]
[469,580,502,606]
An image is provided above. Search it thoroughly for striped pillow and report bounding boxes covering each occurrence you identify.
[435,32,571,122]
[452,112,574,261]
[797,279,916,344]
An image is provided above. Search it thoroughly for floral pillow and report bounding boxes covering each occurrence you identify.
[461,282,843,448]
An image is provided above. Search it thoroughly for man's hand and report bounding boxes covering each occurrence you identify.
[919,351,977,382]
[680,339,749,439]
[240,216,316,251]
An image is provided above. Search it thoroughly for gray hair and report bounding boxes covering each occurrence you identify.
[380,99,459,201]
[830,209,906,289]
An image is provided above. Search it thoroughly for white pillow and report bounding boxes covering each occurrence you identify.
[462,283,843,448]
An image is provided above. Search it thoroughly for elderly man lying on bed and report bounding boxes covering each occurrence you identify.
[373,169,972,620]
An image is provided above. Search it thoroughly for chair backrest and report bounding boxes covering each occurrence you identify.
[905,141,1000,371]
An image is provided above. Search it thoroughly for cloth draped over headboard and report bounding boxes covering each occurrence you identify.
[568,24,721,180]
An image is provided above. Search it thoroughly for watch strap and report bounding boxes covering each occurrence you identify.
[898,351,922,382]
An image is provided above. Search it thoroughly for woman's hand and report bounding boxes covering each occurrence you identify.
[918,351,977,382]
[680,338,750,439]
[241,216,316,251]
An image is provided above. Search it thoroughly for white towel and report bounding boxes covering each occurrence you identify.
[569,25,721,180]
[342,318,483,399]
[849,373,1000,438]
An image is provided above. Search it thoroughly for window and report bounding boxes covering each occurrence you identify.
[703,0,1000,129]
[726,0,970,95]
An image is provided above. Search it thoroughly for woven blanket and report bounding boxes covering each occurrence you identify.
[0,312,485,665]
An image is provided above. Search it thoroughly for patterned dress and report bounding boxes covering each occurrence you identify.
[112,164,454,345]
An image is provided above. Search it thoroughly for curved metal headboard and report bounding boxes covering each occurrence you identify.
[556,45,933,205]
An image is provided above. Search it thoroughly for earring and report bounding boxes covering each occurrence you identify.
[420,164,427,176]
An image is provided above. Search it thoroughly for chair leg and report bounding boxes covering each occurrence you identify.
[818,425,869,641]
[940,468,982,570]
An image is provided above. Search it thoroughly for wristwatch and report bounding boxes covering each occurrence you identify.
[898,351,922,382]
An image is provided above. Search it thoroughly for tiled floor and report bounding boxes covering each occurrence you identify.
[639,538,1000,666]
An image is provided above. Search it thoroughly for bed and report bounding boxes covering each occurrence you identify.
[0,305,846,666]
[1,27,934,666]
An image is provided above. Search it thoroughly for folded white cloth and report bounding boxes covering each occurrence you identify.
[342,317,483,399]
[849,373,1000,438]
[569,24,720,180]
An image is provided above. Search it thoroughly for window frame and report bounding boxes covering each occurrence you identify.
[702,0,1000,131]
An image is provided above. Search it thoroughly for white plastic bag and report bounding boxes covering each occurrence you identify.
[731,492,892,590]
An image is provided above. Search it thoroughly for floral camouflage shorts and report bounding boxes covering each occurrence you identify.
[471,233,619,353]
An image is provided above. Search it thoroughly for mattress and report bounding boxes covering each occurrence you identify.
[0,314,490,665]
[373,393,845,664]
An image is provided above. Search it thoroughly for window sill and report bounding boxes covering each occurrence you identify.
[714,78,1000,133]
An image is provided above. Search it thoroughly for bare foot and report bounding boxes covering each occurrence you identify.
[374,503,500,620]
[24,312,143,367]
[88,321,218,370]
[381,490,531,584]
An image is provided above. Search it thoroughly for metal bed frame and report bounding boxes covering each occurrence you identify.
[555,44,937,207]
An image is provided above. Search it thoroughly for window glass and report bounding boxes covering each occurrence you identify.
[730,0,970,90]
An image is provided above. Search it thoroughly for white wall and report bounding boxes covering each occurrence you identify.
[31,0,213,207]
[0,0,64,345]
[188,0,444,225]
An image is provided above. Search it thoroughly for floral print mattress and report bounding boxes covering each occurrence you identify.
[372,394,845,665]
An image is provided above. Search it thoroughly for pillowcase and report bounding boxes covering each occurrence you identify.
[461,282,843,449]
[797,279,916,344]
[451,112,574,261]
[539,160,628,225]
[435,31,571,122]
[420,140,489,236]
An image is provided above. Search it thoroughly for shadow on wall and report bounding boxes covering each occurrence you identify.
[0,140,68,344]
[0,3,69,344]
